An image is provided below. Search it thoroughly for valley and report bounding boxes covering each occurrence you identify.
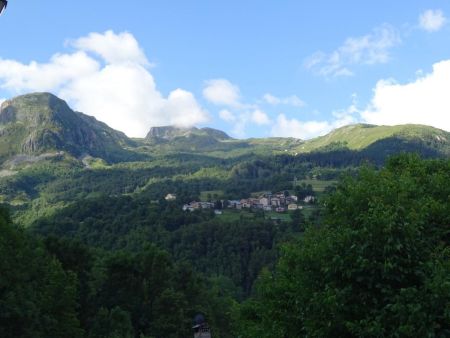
[1,93,449,337]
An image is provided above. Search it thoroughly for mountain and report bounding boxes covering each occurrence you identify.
[0,93,137,163]
[296,124,450,156]
[146,126,231,141]
[143,125,242,153]
[1,93,449,164]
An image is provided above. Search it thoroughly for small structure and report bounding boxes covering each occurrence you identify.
[165,193,177,201]
[263,205,272,211]
[287,195,298,203]
[288,203,298,211]
[259,197,270,206]
[271,198,281,207]
[304,195,315,203]
[193,314,211,338]
[182,204,195,212]
[241,199,252,208]
[228,200,242,209]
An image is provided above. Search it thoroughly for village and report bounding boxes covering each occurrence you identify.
[164,192,316,214]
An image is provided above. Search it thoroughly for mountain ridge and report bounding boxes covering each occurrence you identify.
[146,125,231,141]
[297,123,449,152]
[1,93,449,163]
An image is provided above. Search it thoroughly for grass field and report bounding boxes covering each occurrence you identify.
[217,209,256,222]
[296,179,337,192]
[216,208,321,223]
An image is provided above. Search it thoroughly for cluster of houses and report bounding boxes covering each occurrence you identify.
[180,192,315,213]
[182,201,216,212]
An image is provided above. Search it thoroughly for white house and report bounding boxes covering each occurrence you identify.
[165,193,177,201]
[304,195,315,203]
[259,197,270,206]
[271,198,281,207]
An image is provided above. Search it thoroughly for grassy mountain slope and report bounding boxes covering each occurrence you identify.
[297,124,450,154]
[146,125,231,141]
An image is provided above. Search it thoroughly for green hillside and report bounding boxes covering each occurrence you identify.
[296,123,450,154]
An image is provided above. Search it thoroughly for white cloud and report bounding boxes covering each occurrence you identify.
[219,109,236,122]
[0,52,99,92]
[419,9,447,32]
[203,79,241,106]
[70,31,149,65]
[0,31,208,137]
[361,59,450,131]
[218,108,270,137]
[204,79,273,136]
[271,114,332,139]
[305,24,400,77]
[162,89,207,127]
[251,109,271,125]
[271,96,359,139]
[263,93,305,107]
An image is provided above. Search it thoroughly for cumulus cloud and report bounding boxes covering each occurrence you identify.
[271,115,332,139]
[70,31,149,65]
[251,109,271,125]
[0,52,99,92]
[305,24,400,77]
[203,79,241,106]
[271,110,358,140]
[419,9,447,32]
[272,58,450,139]
[263,93,305,107]
[205,79,273,136]
[219,109,236,122]
[218,107,271,137]
[0,30,208,137]
[271,96,359,139]
[361,59,450,131]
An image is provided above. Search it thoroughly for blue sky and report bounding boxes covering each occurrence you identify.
[1,1,449,138]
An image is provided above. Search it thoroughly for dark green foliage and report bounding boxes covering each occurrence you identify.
[0,206,83,338]
[294,182,314,199]
[32,197,286,296]
[1,208,238,337]
[89,307,134,338]
[239,155,450,337]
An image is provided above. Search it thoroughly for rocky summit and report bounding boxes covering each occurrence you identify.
[0,93,136,162]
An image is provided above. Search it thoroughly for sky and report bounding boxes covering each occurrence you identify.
[0,0,449,139]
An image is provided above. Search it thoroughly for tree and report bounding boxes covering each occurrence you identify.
[0,206,83,338]
[240,155,450,337]
[290,208,305,232]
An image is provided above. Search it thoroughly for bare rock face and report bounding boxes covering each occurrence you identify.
[0,93,135,162]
